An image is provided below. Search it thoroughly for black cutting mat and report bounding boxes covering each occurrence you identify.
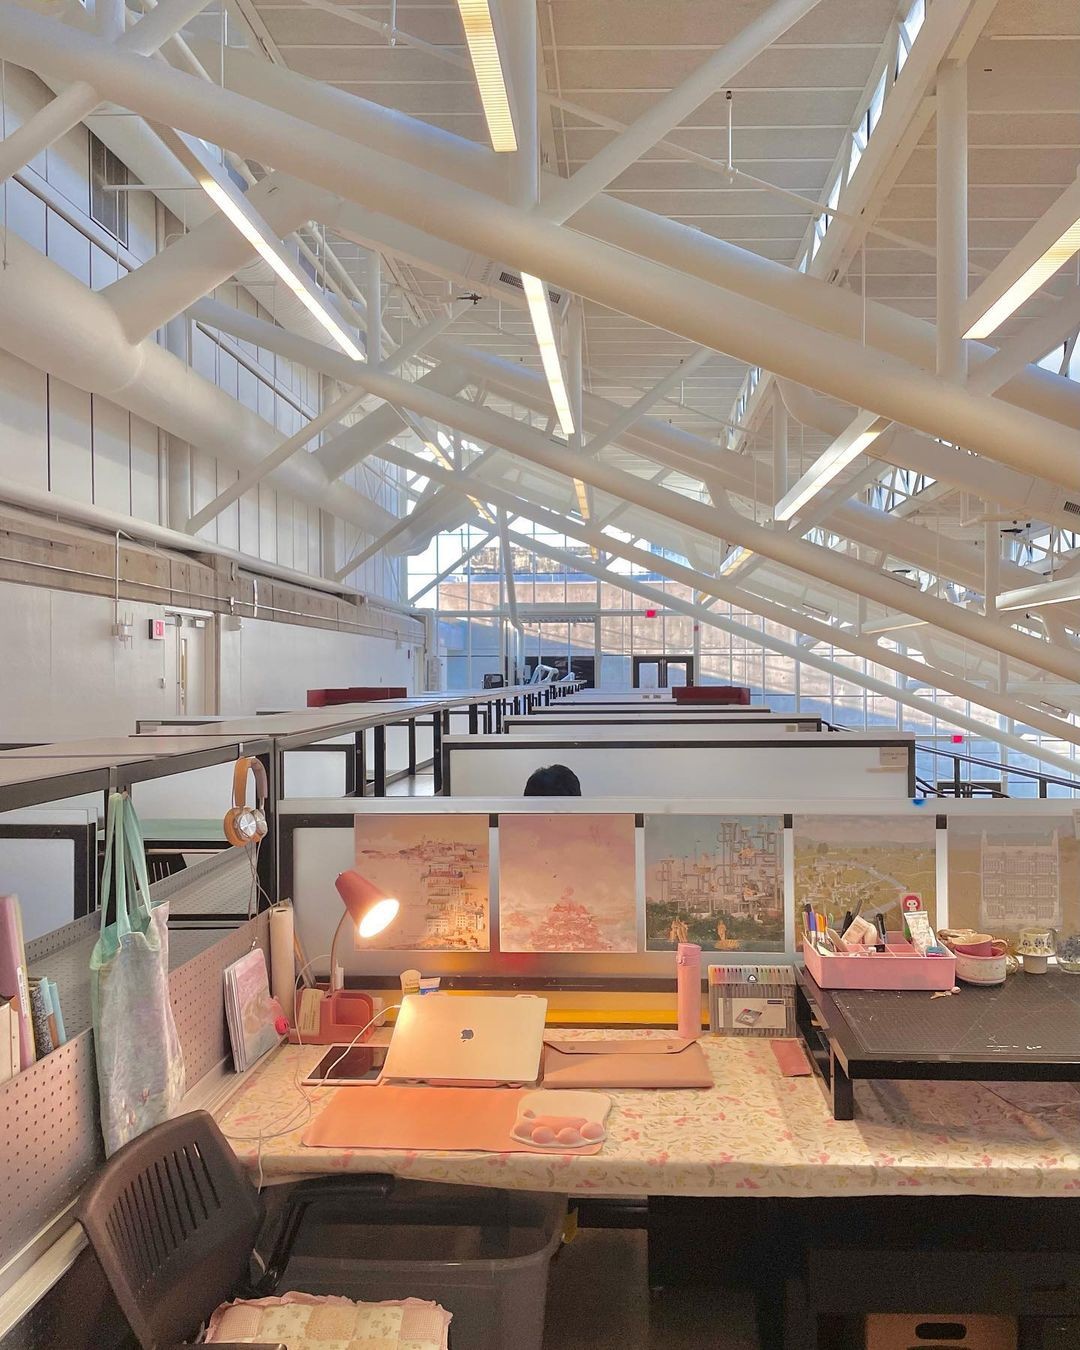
[831,971,1080,1062]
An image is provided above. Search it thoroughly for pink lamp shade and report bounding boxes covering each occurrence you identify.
[334,870,400,938]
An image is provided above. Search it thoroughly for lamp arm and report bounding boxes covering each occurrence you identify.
[328,909,352,991]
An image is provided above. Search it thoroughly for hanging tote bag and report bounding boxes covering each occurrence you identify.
[90,792,186,1155]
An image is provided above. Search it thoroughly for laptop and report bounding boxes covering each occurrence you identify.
[381,993,548,1087]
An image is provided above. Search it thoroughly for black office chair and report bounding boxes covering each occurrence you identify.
[74,1109,411,1350]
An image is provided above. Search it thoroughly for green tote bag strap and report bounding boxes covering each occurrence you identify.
[120,797,155,930]
[99,792,132,941]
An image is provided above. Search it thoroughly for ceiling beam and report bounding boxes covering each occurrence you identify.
[13,13,1077,487]
[538,0,825,223]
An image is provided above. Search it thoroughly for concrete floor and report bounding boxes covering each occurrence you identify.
[543,1230,760,1349]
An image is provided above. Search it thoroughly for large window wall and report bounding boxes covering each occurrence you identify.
[408,522,1080,797]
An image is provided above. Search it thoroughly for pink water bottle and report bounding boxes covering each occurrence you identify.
[676,943,702,1041]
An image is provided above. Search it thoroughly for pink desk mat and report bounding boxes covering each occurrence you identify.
[302,1085,603,1155]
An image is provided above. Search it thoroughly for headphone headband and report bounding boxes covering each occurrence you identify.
[232,756,267,811]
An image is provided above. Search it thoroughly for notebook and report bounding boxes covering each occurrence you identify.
[381,994,548,1086]
[224,949,282,1073]
[0,896,33,1070]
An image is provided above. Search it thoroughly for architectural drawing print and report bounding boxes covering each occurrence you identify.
[644,815,784,951]
[793,814,937,929]
[947,816,1078,935]
[498,814,637,953]
[353,814,490,950]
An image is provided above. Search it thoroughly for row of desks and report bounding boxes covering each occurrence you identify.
[0,682,578,812]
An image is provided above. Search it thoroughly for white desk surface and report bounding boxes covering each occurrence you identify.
[214,1030,1080,1199]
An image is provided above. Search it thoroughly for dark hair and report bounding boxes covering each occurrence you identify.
[523,764,582,797]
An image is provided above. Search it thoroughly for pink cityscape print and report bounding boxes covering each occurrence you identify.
[498,814,637,953]
[353,814,490,950]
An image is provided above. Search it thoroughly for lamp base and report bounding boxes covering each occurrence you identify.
[287,988,375,1045]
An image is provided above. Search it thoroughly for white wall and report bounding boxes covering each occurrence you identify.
[0,582,419,742]
[0,64,406,605]
[219,616,417,713]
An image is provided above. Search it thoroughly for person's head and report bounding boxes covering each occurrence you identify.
[524,764,582,797]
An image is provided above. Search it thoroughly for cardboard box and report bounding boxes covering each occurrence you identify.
[866,1314,1016,1350]
[708,965,796,1037]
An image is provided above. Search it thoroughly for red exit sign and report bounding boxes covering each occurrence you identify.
[148,618,166,641]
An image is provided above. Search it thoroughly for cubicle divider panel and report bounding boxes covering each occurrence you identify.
[441,735,918,799]
[501,722,823,740]
[0,1028,101,1280]
[0,851,266,1313]
[169,911,270,1087]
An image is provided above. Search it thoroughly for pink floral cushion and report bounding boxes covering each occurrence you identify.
[205,1291,451,1349]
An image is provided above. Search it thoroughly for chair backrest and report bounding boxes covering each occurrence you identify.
[75,1110,265,1349]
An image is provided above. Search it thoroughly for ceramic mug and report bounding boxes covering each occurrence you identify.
[952,938,995,957]
[1018,927,1056,956]
[954,945,1008,986]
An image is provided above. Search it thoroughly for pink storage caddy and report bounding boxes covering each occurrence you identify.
[802,932,956,991]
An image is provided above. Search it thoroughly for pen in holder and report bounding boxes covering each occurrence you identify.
[676,942,702,1040]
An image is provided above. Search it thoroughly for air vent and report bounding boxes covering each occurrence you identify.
[1063,499,1080,516]
[498,271,563,308]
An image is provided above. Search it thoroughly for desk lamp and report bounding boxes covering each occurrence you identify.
[330,870,399,986]
[308,870,399,1045]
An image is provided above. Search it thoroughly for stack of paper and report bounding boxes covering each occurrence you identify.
[224,949,282,1073]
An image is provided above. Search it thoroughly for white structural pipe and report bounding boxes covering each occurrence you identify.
[194,43,1080,433]
[399,340,1054,608]
[365,249,383,364]
[6,13,1078,489]
[0,0,213,183]
[539,0,824,223]
[375,435,1080,764]
[227,301,1059,629]
[185,304,462,531]
[318,363,473,479]
[935,59,968,381]
[186,297,1080,684]
[0,232,395,538]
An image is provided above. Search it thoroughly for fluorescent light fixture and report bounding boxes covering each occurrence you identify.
[861,612,928,635]
[963,177,1080,340]
[997,574,1080,612]
[774,411,889,522]
[198,178,364,361]
[718,545,754,575]
[521,272,575,438]
[965,223,1080,340]
[456,0,517,152]
[573,479,591,519]
[160,127,364,361]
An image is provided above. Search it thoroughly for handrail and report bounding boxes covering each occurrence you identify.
[914,741,1079,798]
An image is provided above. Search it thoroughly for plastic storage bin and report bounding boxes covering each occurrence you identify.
[279,1179,566,1350]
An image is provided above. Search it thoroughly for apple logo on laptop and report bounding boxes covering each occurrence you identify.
[460,1028,474,1042]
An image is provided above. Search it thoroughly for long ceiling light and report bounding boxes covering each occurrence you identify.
[963,179,1080,340]
[718,545,754,575]
[997,574,1080,612]
[159,127,364,361]
[456,0,517,152]
[773,411,889,522]
[861,612,928,635]
[521,272,575,438]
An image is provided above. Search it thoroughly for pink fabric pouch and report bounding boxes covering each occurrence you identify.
[542,1038,713,1089]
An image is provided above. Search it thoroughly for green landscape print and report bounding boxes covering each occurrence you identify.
[645,814,784,952]
[793,814,937,933]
